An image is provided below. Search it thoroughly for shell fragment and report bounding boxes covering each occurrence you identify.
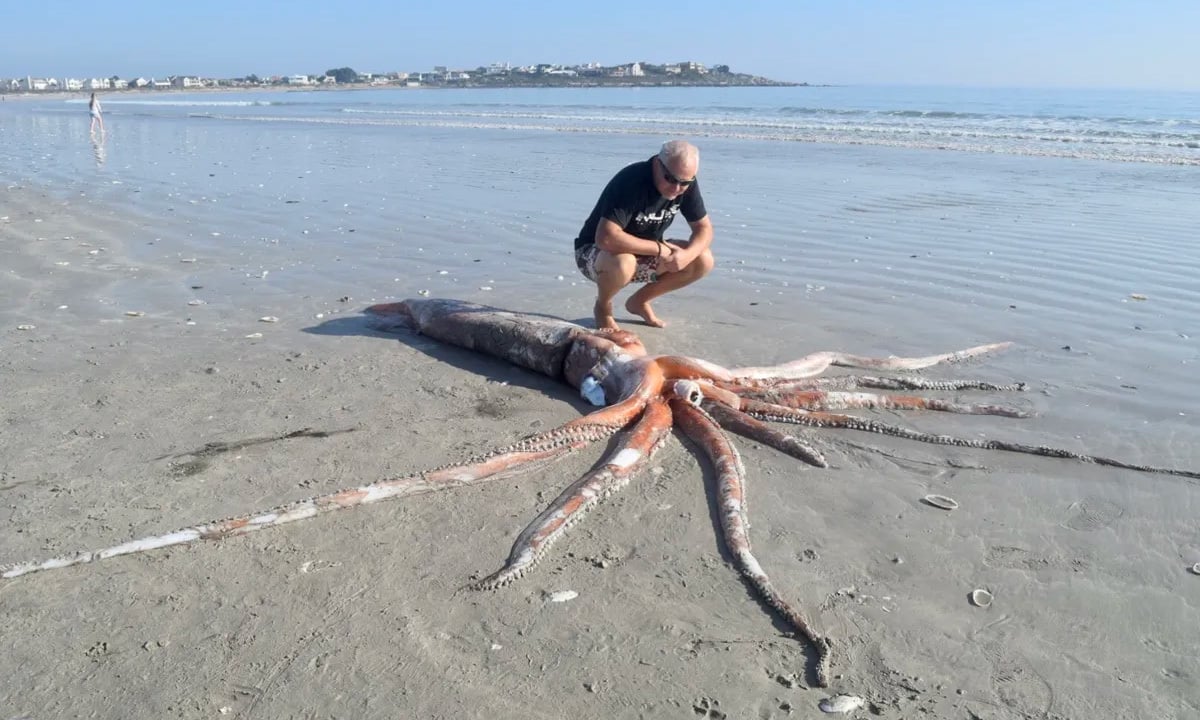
[922,494,959,510]
[819,695,865,714]
[970,589,993,608]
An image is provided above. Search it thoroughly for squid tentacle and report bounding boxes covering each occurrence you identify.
[828,376,1027,393]
[671,399,832,688]
[702,399,828,468]
[1,399,648,582]
[720,376,1028,393]
[728,342,1013,381]
[745,389,1029,418]
[741,399,1200,480]
[472,398,674,591]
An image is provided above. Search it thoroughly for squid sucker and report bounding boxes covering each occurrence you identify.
[5,298,1197,689]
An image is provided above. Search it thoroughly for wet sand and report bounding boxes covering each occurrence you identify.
[2,136,1200,719]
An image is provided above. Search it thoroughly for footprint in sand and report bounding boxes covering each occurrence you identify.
[980,641,1054,718]
[985,545,1090,573]
[1061,497,1125,532]
[692,697,726,719]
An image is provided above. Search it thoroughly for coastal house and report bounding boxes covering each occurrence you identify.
[610,63,644,78]
[63,78,84,91]
[130,77,149,88]
[85,78,111,90]
[664,62,707,75]
[285,75,311,85]
[19,77,50,91]
[171,76,201,88]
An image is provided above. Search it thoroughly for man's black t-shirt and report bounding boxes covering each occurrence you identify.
[574,156,707,250]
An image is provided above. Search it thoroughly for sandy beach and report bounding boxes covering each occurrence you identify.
[2,87,1200,719]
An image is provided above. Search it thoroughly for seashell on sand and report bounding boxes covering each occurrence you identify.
[124,311,145,317]
[819,694,865,714]
[1190,562,1200,575]
[970,589,993,608]
[548,590,578,603]
[17,324,36,331]
[922,494,959,510]
[259,316,279,323]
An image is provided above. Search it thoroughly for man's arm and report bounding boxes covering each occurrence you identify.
[595,218,664,257]
[658,215,713,273]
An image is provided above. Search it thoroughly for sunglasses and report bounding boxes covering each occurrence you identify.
[659,159,695,187]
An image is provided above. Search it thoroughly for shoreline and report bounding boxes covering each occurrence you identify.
[8,84,1194,168]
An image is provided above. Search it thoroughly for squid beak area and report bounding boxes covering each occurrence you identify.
[671,380,704,407]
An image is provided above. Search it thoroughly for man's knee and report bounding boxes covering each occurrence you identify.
[690,248,715,278]
[596,251,638,283]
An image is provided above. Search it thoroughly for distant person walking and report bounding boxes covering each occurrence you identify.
[88,92,104,135]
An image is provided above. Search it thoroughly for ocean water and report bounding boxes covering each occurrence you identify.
[8,84,1200,164]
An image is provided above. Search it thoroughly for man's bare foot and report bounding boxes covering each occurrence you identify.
[594,301,621,331]
[625,298,666,328]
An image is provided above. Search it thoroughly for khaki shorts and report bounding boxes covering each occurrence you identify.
[575,240,691,284]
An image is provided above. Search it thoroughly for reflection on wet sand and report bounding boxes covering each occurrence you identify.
[90,133,107,167]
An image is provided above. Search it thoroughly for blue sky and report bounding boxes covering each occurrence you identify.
[4,0,1198,90]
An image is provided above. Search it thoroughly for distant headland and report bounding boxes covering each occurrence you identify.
[408,61,802,89]
[2,61,803,94]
